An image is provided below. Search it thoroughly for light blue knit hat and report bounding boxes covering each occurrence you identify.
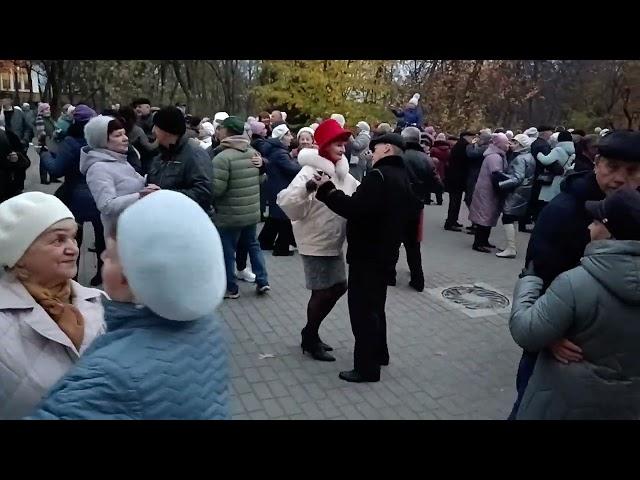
[116,190,226,321]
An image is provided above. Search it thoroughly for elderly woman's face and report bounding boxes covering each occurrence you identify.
[15,219,79,284]
[298,132,314,149]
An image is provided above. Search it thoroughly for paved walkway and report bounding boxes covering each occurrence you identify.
[25,147,528,419]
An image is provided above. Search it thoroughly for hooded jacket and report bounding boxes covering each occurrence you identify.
[80,147,145,232]
[277,149,360,256]
[211,135,262,229]
[510,240,640,419]
[263,137,301,220]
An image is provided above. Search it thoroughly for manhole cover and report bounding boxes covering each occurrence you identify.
[441,285,510,310]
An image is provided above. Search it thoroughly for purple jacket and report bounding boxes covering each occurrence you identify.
[468,144,508,227]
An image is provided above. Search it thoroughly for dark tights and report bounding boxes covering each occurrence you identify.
[303,282,348,341]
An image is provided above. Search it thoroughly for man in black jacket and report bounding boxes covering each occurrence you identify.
[146,106,214,218]
[0,127,31,202]
[314,133,422,383]
[444,131,476,231]
[393,126,443,291]
[508,130,640,419]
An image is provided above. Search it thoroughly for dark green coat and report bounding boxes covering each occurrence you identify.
[212,135,261,229]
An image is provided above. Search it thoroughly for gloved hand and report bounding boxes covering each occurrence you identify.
[305,179,318,193]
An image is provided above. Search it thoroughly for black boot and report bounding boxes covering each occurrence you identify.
[301,329,335,362]
[339,369,380,383]
[318,338,333,351]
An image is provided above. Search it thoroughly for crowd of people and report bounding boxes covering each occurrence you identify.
[0,89,639,419]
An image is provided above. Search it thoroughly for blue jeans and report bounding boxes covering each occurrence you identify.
[507,350,538,420]
[218,224,269,293]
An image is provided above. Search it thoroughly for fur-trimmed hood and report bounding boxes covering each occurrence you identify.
[297,148,349,182]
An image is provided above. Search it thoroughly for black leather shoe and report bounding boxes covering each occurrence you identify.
[273,250,294,256]
[472,245,492,254]
[444,224,462,232]
[409,280,424,292]
[378,356,390,366]
[483,242,496,249]
[339,369,380,383]
[455,222,463,228]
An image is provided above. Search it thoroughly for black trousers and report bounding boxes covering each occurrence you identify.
[390,212,424,288]
[348,263,389,378]
[445,190,464,226]
[259,217,294,254]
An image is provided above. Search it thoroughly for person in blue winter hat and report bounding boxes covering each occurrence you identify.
[27,190,230,420]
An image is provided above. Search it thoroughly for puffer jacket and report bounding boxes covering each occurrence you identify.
[28,299,229,420]
[80,147,145,233]
[263,138,301,220]
[212,135,262,229]
[277,149,359,256]
[0,273,105,420]
[510,240,640,420]
[499,151,536,217]
[537,141,576,203]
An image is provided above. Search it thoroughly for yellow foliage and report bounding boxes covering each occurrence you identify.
[253,60,396,126]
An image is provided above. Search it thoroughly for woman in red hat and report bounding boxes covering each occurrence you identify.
[277,119,360,361]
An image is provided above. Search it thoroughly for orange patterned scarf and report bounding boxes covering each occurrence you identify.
[21,280,85,350]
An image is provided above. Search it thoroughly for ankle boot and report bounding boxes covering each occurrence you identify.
[301,329,335,362]
[496,223,517,258]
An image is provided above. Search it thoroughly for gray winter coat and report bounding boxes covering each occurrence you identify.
[500,151,536,217]
[350,131,372,169]
[79,147,146,233]
[510,240,640,420]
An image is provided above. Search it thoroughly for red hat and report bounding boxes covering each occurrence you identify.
[314,119,351,155]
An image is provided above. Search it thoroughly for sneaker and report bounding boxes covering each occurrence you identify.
[235,268,256,283]
[224,291,240,299]
[256,285,271,295]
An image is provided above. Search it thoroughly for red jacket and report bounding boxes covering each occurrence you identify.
[430,141,450,180]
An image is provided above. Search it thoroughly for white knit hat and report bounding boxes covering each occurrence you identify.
[84,115,115,149]
[506,130,514,140]
[330,114,346,128]
[0,192,74,268]
[524,127,539,139]
[408,93,420,106]
[297,127,315,140]
[117,190,226,321]
[356,121,370,133]
[310,123,319,131]
[272,124,290,140]
[213,111,229,129]
[511,133,534,151]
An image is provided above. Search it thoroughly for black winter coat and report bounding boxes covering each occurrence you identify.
[263,138,301,220]
[316,155,422,272]
[525,171,604,289]
[0,128,30,202]
[572,152,594,173]
[445,137,470,192]
[403,142,443,203]
[147,135,214,217]
[530,137,552,176]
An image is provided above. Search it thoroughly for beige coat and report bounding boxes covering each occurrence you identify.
[277,149,359,256]
[0,273,105,419]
